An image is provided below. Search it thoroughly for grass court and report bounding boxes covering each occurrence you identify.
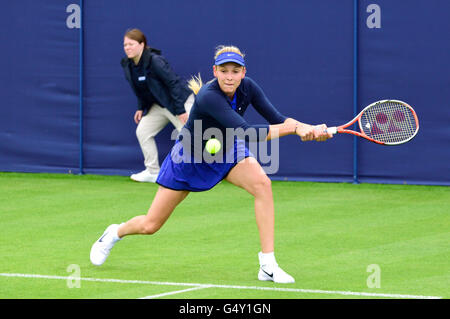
[0,172,448,299]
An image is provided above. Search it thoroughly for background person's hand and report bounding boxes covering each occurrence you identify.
[134,110,143,124]
[177,112,188,124]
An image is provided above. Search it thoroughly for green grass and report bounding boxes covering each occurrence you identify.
[0,172,448,299]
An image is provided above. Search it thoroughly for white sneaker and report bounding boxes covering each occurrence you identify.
[90,224,121,266]
[258,265,295,284]
[257,251,295,283]
[130,170,158,183]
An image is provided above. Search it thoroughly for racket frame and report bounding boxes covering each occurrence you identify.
[327,99,419,145]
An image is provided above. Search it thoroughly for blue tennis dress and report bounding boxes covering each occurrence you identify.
[156,138,252,192]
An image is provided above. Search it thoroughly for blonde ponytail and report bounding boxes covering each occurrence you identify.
[188,73,203,95]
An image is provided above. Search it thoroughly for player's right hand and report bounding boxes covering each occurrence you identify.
[296,123,316,141]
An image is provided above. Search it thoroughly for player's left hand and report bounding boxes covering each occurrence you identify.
[313,124,333,141]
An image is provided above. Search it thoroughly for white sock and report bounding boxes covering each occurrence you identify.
[107,224,123,243]
[258,251,277,269]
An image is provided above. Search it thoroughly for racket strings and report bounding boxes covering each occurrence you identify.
[360,101,418,144]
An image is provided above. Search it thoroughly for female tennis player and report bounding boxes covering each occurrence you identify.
[91,45,333,283]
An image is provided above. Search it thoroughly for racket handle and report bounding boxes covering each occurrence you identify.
[325,127,337,134]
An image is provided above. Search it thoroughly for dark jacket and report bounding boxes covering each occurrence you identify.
[120,48,191,116]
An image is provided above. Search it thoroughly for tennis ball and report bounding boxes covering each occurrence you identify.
[205,138,221,154]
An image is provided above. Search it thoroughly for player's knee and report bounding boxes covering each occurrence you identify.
[140,221,161,235]
[252,175,272,196]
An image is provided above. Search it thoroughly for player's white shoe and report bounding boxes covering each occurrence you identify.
[90,224,121,266]
[258,265,295,284]
[257,251,295,284]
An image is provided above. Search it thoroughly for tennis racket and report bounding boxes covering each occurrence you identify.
[326,99,419,145]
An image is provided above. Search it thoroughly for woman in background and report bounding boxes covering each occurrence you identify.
[121,28,194,182]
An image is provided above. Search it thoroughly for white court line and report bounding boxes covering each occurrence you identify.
[0,273,442,299]
[139,286,211,299]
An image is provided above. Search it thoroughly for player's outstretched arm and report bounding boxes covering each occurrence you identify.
[266,118,333,142]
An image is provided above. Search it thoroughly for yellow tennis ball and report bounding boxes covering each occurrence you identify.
[205,138,221,154]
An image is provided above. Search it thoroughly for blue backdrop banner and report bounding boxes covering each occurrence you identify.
[0,1,448,185]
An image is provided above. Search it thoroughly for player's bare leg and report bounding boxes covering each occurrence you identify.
[90,187,189,266]
[118,187,189,237]
[226,157,294,283]
[226,157,274,252]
